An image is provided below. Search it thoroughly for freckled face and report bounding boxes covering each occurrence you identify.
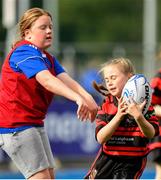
[103,64,130,98]
[25,15,53,50]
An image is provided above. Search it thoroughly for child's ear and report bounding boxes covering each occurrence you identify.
[24,29,31,38]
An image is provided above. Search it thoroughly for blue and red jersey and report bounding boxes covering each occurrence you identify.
[96,95,159,157]
[0,40,65,132]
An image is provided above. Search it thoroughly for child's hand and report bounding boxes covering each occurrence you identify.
[125,97,146,120]
[116,97,128,120]
[76,95,98,122]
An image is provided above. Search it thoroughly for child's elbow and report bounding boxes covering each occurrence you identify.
[145,130,155,139]
[97,135,106,145]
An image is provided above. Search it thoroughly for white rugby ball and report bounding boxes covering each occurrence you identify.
[121,74,152,115]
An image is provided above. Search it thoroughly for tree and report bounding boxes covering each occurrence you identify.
[59,0,143,43]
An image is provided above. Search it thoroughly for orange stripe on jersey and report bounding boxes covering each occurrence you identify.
[117,126,140,132]
[149,142,161,151]
[103,148,148,156]
[150,117,159,123]
[96,120,106,126]
[104,145,147,152]
[113,131,144,137]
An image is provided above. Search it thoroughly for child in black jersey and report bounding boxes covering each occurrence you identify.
[85,57,159,179]
[149,68,161,180]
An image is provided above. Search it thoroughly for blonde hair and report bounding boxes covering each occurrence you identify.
[93,57,135,97]
[13,7,52,47]
[100,57,135,76]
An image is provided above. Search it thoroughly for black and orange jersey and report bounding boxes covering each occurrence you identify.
[95,95,159,158]
[148,69,161,152]
[151,69,161,106]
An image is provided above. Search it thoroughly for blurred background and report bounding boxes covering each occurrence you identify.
[0,0,160,178]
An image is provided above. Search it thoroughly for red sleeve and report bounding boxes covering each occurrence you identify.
[95,96,117,139]
[145,105,159,136]
[150,70,161,105]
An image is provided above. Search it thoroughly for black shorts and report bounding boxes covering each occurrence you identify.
[85,149,147,179]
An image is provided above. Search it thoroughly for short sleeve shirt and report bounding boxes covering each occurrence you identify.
[9,44,65,79]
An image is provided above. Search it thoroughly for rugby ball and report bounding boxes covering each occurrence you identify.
[121,74,152,115]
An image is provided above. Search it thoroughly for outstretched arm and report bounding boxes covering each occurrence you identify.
[36,70,97,121]
[57,72,98,122]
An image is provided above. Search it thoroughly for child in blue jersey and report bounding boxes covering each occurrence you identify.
[0,8,98,179]
[85,57,159,179]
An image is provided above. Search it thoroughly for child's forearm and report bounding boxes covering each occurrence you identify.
[135,114,155,138]
[97,114,122,144]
